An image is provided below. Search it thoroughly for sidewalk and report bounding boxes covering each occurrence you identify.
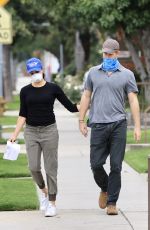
[0,102,148,230]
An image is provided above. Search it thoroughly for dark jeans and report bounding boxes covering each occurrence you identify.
[90,119,127,204]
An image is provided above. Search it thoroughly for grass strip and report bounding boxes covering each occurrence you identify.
[124,148,150,173]
[127,129,150,144]
[1,129,149,145]
[0,139,25,144]
[5,95,20,111]
[0,178,39,211]
[0,153,30,178]
[0,116,18,125]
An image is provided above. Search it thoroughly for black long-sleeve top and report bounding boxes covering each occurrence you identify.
[19,82,78,126]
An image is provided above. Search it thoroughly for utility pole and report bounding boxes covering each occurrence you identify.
[60,43,64,75]
[0,44,3,96]
[0,4,13,100]
[148,156,150,230]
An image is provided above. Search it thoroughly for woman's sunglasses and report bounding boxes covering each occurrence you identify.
[30,71,40,75]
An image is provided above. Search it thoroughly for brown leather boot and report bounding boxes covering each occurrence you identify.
[99,192,108,209]
[107,205,118,215]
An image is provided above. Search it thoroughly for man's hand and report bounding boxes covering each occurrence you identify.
[134,127,141,142]
[79,122,88,137]
[128,92,141,143]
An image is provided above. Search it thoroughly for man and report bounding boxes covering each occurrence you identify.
[79,38,141,215]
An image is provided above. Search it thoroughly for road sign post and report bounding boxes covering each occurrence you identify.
[0,44,3,96]
[0,7,12,44]
[148,156,150,230]
[0,0,10,7]
[0,5,12,97]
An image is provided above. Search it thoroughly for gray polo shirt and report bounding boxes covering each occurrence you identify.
[84,63,138,125]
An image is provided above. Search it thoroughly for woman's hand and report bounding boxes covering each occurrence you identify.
[77,104,80,111]
[8,116,26,143]
[9,133,17,142]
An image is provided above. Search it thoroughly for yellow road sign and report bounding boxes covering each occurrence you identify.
[0,0,9,7]
[0,7,12,44]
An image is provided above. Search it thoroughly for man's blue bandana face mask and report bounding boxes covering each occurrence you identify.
[102,58,119,72]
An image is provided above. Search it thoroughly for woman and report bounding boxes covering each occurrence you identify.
[9,57,79,217]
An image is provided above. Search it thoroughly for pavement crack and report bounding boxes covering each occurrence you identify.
[120,209,134,230]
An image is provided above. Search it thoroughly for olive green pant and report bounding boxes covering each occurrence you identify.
[24,123,59,201]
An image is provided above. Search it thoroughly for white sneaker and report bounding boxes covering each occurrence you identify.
[40,193,48,211]
[45,202,57,217]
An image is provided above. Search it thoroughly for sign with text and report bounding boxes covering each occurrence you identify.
[0,7,12,44]
[118,51,130,58]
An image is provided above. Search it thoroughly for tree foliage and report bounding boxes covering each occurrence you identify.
[6,0,56,58]
[4,0,150,78]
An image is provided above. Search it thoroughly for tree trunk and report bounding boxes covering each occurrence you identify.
[117,27,150,103]
[3,45,12,101]
[124,36,147,82]
[141,28,150,78]
[12,58,18,91]
[124,34,150,103]
[118,27,147,82]
[79,29,90,64]
[144,84,150,104]
[75,30,85,73]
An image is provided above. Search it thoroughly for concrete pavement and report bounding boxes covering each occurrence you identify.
[0,102,148,230]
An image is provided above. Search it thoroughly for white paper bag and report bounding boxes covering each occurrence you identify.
[3,141,20,161]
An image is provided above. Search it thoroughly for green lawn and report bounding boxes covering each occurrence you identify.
[0,153,39,211]
[0,116,18,125]
[0,129,149,145]
[0,138,25,144]
[2,127,15,132]
[0,153,30,178]
[5,95,20,111]
[124,148,150,173]
[2,128,24,133]
[127,129,150,144]
[0,178,39,210]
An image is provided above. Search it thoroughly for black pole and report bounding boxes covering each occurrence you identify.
[148,156,150,230]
